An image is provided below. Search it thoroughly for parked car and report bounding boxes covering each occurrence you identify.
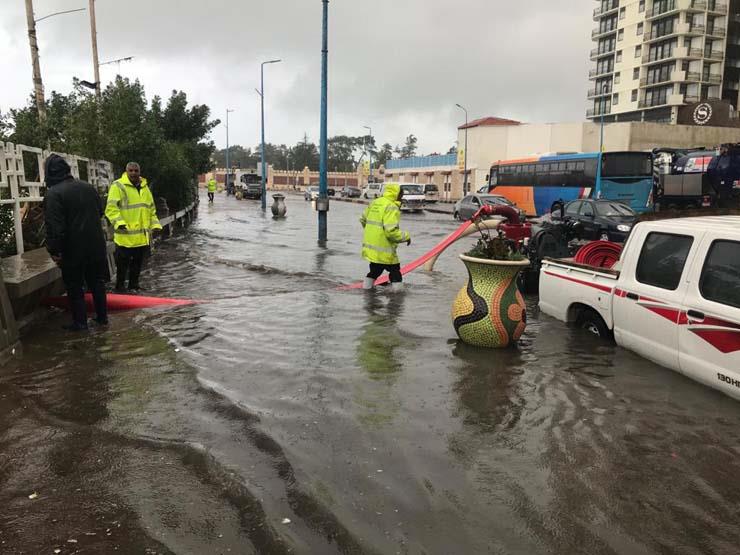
[453,194,524,221]
[328,187,336,197]
[538,215,740,401]
[340,186,362,198]
[556,199,636,243]
[362,183,382,199]
[385,183,425,212]
[304,186,319,201]
[423,183,440,203]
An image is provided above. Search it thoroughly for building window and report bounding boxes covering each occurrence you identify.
[632,89,638,102]
[613,93,619,105]
[619,7,626,19]
[635,45,642,58]
[637,22,644,35]
[614,71,621,84]
[618,29,624,41]
[633,67,640,80]
[639,0,645,13]
[616,50,623,62]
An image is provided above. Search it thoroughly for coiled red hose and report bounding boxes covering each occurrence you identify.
[574,241,623,269]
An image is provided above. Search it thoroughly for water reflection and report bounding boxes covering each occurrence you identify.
[354,292,406,428]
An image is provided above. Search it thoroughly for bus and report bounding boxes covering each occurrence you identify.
[487,151,654,216]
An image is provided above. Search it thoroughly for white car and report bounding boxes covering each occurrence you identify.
[304,186,319,201]
[380,182,425,212]
[362,183,382,199]
[539,216,740,401]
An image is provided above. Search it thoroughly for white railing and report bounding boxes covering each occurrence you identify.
[0,142,114,255]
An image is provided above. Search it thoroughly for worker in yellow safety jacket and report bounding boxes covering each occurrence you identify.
[207,177,217,203]
[360,182,411,292]
[105,162,162,292]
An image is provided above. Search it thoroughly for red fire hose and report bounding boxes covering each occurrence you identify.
[574,241,623,269]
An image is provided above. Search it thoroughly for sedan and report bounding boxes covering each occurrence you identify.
[454,194,524,221]
[304,186,319,201]
[560,199,637,243]
[341,186,362,198]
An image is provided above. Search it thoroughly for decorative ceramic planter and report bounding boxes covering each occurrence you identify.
[271,193,287,218]
[452,254,529,348]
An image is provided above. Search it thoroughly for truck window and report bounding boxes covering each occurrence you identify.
[636,232,694,291]
[700,240,740,309]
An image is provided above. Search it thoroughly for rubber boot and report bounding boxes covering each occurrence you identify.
[390,282,404,293]
[63,296,89,331]
[362,277,375,290]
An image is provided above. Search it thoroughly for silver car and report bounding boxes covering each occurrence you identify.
[453,194,525,221]
[304,186,319,201]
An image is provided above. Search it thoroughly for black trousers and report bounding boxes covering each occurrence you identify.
[367,262,403,283]
[208,192,214,202]
[115,246,147,289]
[62,259,108,326]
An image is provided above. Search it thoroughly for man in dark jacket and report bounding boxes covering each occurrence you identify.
[44,154,109,330]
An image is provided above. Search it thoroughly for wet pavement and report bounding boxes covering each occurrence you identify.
[2,191,740,555]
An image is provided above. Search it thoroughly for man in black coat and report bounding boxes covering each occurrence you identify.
[44,154,109,330]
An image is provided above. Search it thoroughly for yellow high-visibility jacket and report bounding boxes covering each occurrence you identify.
[360,183,410,265]
[105,173,162,248]
[207,178,217,192]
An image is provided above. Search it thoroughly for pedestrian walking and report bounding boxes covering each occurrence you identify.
[360,183,411,292]
[44,154,109,330]
[207,176,217,203]
[105,162,162,293]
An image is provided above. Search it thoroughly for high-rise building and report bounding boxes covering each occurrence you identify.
[588,0,740,123]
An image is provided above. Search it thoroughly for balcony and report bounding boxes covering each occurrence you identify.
[589,67,614,79]
[707,2,728,13]
[638,93,685,109]
[587,86,613,98]
[587,106,612,118]
[706,73,723,84]
[640,74,674,87]
[646,0,678,20]
[593,26,618,38]
[590,45,616,59]
[706,49,724,60]
[593,2,619,19]
[688,0,708,10]
[706,26,727,37]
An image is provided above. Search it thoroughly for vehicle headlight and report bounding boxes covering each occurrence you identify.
[617,224,632,232]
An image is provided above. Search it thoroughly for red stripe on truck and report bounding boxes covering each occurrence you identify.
[543,271,614,293]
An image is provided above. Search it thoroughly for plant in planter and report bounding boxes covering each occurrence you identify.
[451,218,529,348]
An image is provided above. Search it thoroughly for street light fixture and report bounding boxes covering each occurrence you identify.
[226,109,235,194]
[363,125,373,181]
[456,103,469,195]
[259,59,282,211]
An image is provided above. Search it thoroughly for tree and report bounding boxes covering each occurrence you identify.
[212,145,259,169]
[447,145,457,155]
[328,135,361,172]
[376,143,394,167]
[400,134,418,159]
[291,134,319,170]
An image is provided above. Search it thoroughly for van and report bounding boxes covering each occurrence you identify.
[380,182,425,212]
[423,183,439,203]
[362,183,382,199]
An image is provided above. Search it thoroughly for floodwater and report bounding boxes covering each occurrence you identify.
[2,192,740,555]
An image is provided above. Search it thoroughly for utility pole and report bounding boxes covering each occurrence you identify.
[363,125,373,181]
[259,59,281,211]
[456,104,469,196]
[226,109,234,193]
[88,0,101,100]
[24,0,46,120]
[318,0,329,243]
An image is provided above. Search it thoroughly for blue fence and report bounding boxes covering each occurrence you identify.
[385,154,456,170]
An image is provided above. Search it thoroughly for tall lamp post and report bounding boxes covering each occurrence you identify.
[363,125,373,181]
[318,0,329,243]
[456,103,469,195]
[258,59,282,211]
[596,82,608,191]
[225,108,234,193]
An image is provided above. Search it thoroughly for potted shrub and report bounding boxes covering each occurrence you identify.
[451,221,529,348]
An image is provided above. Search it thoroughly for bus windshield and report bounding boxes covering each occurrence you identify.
[401,184,424,195]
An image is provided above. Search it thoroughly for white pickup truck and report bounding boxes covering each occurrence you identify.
[539,216,740,401]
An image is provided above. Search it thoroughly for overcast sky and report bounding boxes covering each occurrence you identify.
[0,0,592,154]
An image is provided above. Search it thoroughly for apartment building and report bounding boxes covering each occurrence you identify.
[588,0,740,123]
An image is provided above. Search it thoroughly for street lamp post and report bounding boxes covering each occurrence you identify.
[363,125,373,181]
[456,103,469,195]
[259,59,282,211]
[225,108,234,194]
[318,0,330,243]
[596,83,608,191]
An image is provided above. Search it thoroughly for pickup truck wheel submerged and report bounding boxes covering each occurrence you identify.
[576,308,611,339]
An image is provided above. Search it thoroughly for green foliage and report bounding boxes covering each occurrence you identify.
[466,230,525,261]
[5,76,218,213]
[400,134,418,159]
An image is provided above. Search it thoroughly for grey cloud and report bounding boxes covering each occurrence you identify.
[1,0,592,153]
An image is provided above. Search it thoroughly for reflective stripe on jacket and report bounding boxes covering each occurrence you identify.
[207,179,217,192]
[360,183,410,265]
[105,172,162,248]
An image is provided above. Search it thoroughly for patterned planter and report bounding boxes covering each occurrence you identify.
[452,254,529,348]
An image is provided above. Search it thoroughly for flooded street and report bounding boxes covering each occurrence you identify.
[2,191,740,555]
